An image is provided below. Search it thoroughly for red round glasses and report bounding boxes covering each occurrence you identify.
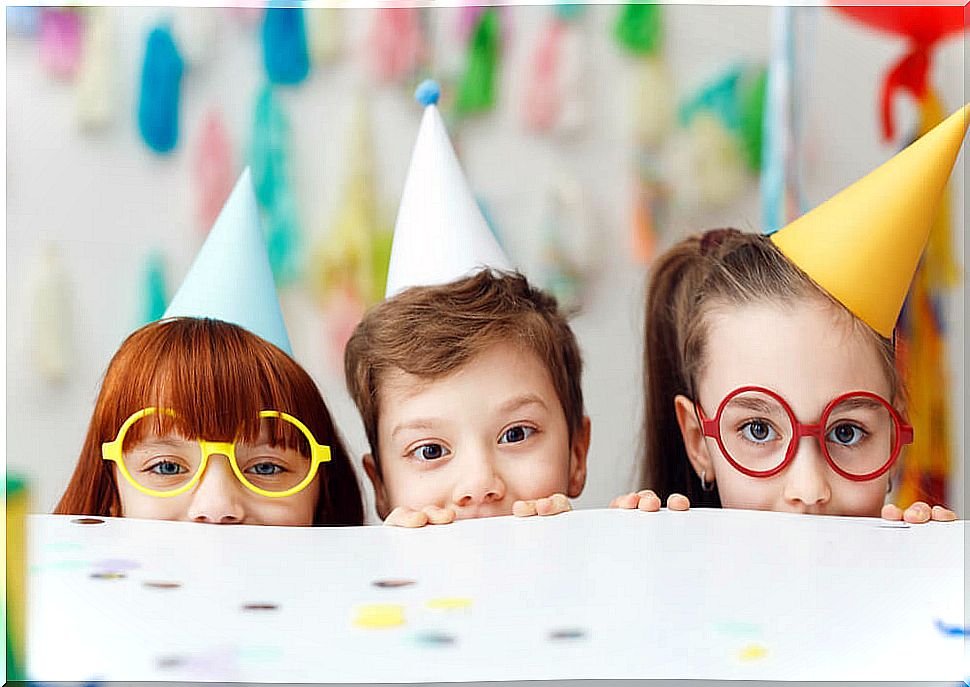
[694,386,913,482]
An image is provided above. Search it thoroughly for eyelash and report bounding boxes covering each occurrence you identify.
[499,424,538,444]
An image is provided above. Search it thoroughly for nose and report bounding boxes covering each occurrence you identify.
[452,452,506,509]
[781,438,832,511]
[187,454,246,524]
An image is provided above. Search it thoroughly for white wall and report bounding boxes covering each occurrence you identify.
[6,5,965,520]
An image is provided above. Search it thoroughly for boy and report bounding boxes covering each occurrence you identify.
[345,269,591,526]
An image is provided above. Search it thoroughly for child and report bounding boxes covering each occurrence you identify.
[55,170,364,526]
[615,105,968,523]
[344,82,599,527]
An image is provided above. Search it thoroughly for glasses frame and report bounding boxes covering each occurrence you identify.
[694,386,913,482]
[102,407,331,499]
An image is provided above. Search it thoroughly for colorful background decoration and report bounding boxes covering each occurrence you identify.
[5,5,965,519]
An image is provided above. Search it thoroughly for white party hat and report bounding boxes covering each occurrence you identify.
[384,80,512,298]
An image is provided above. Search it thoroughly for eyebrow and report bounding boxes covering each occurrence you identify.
[390,419,442,439]
[730,396,778,414]
[830,397,884,412]
[498,394,549,415]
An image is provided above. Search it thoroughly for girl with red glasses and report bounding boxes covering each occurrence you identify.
[613,105,967,523]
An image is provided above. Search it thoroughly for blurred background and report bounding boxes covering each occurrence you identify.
[6,4,966,521]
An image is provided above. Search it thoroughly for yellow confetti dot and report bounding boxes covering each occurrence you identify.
[738,644,768,662]
[425,597,473,610]
[353,604,405,628]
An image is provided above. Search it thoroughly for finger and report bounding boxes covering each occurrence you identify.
[422,505,456,525]
[610,493,639,509]
[903,501,931,524]
[385,507,429,528]
[931,505,957,522]
[667,493,690,511]
[637,492,661,512]
[546,493,571,515]
[881,503,903,521]
[513,500,538,517]
[535,496,557,516]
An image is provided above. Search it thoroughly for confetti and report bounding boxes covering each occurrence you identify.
[156,656,185,670]
[738,643,768,662]
[242,603,279,611]
[425,597,473,610]
[373,579,416,589]
[412,630,456,646]
[143,581,182,590]
[877,521,910,529]
[935,619,969,637]
[354,604,405,628]
[90,572,126,580]
[72,518,105,525]
[549,628,587,640]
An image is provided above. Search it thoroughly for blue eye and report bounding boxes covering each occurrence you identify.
[410,444,450,461]
[740,420,778,444]
[248,462,285,476]
[827,423,866,447]
[149,460,187,476]
[499,426,535,444]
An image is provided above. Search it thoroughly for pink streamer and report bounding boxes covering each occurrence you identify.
[194,109,235,234]
[524,20,565,132]
[370,8,424,83]
[40,9,83,80]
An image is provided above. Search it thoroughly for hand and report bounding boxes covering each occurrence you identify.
[384,505,456,528]
[609,489,690,512]
[881,501,956,524]
[512,493,571,517]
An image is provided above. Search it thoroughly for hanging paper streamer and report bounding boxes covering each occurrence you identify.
[227,5,264,26]
[632,152,671,264]
[76,7,113,132]
[369,8,425,84]
[7,6,41,38]
[537,177,595,311]
[32,244,71,384]
[894,97,958,508]
[172,7,217,67]
[39,8,83,80]
[141,250,168,325]
[262,7,309,86]
[761,7,809,235]
[250,84,301,286]
[524,10,586,136]
[137,24,184,154]
[614,3,662,56]
[634,58,674,148]
[311,96,392,309]
[524,20,563,132]
[454,8,500,119]
[194,108,235,234]
[306,7,342,65]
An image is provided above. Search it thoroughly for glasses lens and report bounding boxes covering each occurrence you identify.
[120,412,201,493]
[824,395,897,478]
[235,415,314,493]
[717,391,793,474]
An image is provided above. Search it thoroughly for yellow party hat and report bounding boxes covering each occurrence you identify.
[770,103,968,338]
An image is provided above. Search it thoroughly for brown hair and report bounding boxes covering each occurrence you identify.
[641,228,900,506]
[55,318,364,525]
[344,270,585,463]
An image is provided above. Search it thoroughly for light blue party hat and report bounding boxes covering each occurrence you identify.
[163,168,293,354]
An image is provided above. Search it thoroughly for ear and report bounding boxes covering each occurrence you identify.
[674,394,713,484]
[362,453,391,520]
[566,415,591,498]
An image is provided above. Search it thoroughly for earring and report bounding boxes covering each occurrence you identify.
[700,469,715,492]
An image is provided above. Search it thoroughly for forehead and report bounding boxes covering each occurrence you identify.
[377,342,562,428]
[699,299,891,413]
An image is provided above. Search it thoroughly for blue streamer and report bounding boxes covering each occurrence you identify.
[137,25,184,154]
[141,251,167,325]
[262,7,310,86]
[6,6,41,37]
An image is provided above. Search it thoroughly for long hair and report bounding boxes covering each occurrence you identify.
[641,229,900,505]
[55,318,364,525]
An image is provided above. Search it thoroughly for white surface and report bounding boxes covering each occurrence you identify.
[6,5,966,518]
[27,509,965,682]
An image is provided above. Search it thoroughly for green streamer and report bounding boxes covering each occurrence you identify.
[455,9,500,118]
[615,4,662,56]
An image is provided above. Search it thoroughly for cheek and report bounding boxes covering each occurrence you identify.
[831,479,886,517]
[709,448,777,508]
[383,462,445,509]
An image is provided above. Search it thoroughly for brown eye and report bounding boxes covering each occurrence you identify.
[499,426,535,444]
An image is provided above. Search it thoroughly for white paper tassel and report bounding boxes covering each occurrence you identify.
[76,7,113,131]
[172,7,217,67]
[32,244,71,384]
[555,21,586,136]
[306,7,342,64]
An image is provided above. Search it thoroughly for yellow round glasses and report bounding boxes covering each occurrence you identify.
[102,407,331,498]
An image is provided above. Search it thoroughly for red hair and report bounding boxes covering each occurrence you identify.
[55,318,364,525]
